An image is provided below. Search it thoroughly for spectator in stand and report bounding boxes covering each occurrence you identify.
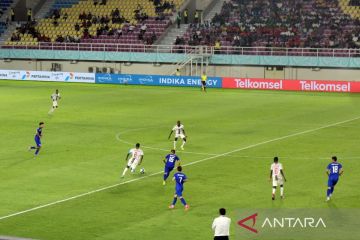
[100,0,107,5]
[10,8,15,21]
[156,12,165,21]
[53,18,59,27]
[93,0,98,5]
[52,9,60,19]
[194,11,199,24]
[56,35,64,42]
[183,9,189,24]
[116,28,122,38]
[140,23,147,34]
[75,22,80,31]
[27,8,32,22]
[63,13,68,21]
[176,12,181,28]
[214,39,221,54]
[128,23,135,33]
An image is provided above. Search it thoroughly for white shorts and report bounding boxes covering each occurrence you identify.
[52,101,58,108]
[175,133,185,139]
[272,176,284,187]
[127,158,140,170]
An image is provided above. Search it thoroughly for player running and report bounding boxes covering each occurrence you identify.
[269,157,286,200]
[48,89,61,114]
[168,121,187,150]
[28,122,44,156]
[326,156,343,201]
[169,166,189,210]
[163,149,181,185]
[201,71,207,92]
[121,143,144,178]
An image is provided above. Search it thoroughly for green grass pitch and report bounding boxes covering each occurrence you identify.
[0,80,359,240]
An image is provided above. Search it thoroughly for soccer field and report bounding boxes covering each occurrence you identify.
[0,80,359,240]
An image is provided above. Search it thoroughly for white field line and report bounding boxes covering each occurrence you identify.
[0,116,359,221]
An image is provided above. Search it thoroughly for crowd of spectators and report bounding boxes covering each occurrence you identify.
[150,0,175,22]
[8,0,171,46]
[178,0,360,50]
[10,20,52,43]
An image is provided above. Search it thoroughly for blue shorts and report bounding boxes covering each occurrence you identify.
[328,177,339,187]
[164,166,174,174]
[175,186,183,197]
[35,136,41,147]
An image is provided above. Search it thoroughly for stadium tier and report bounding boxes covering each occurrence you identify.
[2,0,360,54]
[4,0,183,48]
[51,0,82,10]
[0,0,13,10]
[0,0,14,36]
[177,0,360,50]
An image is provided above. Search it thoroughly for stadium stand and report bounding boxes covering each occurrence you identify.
[0,21,7,35]
[177,0,360,52]
[3,0,183,48]
[0,0,13,13]
[51,0,82,10]
[0,0,14,36]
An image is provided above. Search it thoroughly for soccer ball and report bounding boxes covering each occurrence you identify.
[140,168,145,174]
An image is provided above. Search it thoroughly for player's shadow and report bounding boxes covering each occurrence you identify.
[2,155,35,168]
[326,201,338,209]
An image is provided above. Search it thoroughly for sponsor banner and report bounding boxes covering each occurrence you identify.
[223,78,360,93]
[96,73,222,88]
[235,209,360,240]
[0,70,95,83]
[66,72,96,83]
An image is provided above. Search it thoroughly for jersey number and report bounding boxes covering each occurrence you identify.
[332,166,338,173]
[169,156,175,163]
[178,177,183,183]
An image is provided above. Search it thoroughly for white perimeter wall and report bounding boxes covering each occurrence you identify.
[0,60,359,81]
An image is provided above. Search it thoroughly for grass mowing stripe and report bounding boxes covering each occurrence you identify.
[0,116,359,221]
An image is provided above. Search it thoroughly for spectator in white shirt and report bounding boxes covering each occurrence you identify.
[212,208,231,240]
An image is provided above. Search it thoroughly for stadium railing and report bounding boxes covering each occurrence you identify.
[1,42,360,58]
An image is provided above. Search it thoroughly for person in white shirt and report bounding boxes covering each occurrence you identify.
[212,208,231,240]
[121,143,144,178]
[48,89,61,114]
[168,120,187,150]
[269,157,287,200]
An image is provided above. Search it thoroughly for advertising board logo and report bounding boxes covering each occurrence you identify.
[117,74,132,84]
[52,72,64,80]
[22,71,31,80]
[9,71,21,78]
[138,75,154,84]
[65,72,74,81]
[299,80,350,92]
[238,213,258,233]
[237,210,328,238]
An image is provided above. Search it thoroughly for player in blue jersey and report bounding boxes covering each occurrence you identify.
[28,122,44,156]
[163,149,181,185]
[326,156,343,201]
[169,166,189,210]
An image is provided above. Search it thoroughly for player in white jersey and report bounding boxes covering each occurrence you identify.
[269,157,286,200]
[48,89,61,114]
[121,143,144,178]
[168,120,187,150]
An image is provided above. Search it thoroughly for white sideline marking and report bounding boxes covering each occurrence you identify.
[0,116,359,221]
